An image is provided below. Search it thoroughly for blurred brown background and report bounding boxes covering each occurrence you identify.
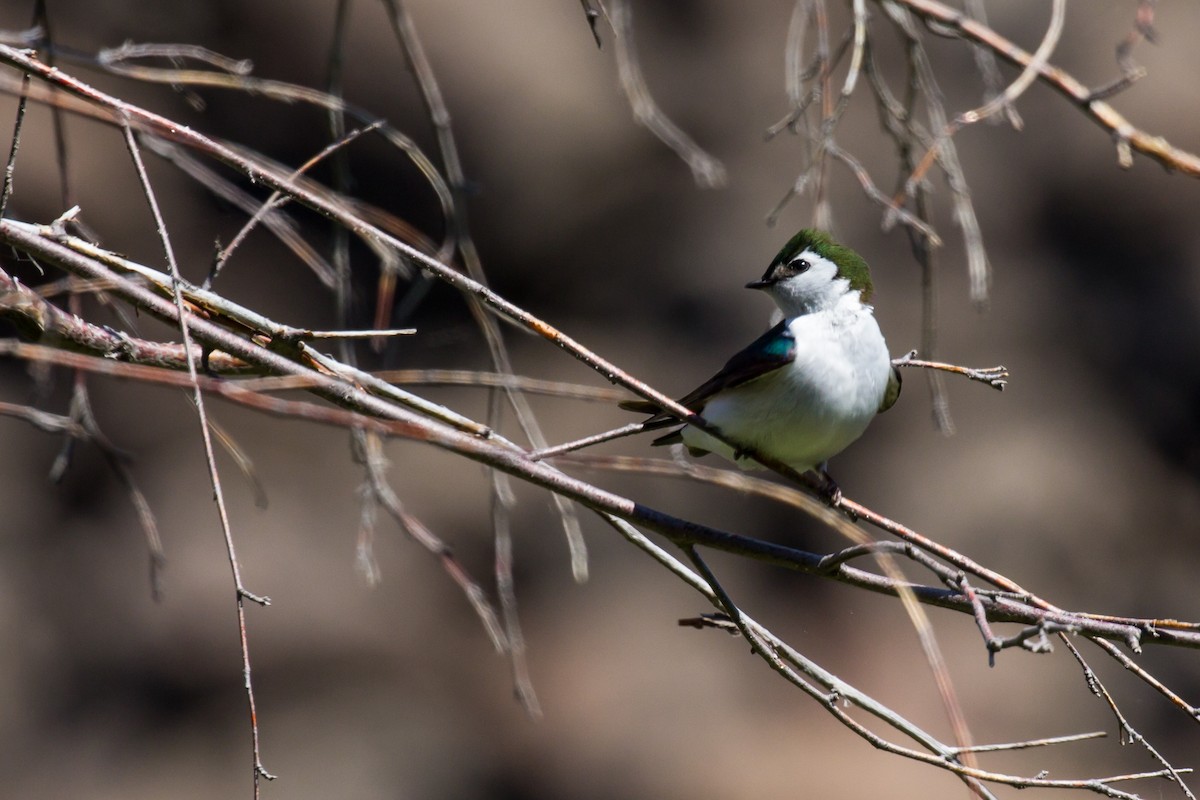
[2,1,1199,798]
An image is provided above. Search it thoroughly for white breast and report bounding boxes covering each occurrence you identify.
[681,298,891,473]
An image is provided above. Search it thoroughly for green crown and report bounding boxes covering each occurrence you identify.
[772,229,874,301]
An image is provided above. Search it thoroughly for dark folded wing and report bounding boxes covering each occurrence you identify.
[619,320,795,427]
[878,364,902,412]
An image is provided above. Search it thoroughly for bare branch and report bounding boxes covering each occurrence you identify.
[122,121,274,791]
[604,0,726,187]
[893,350,1009,390]
[888,0,1200,175]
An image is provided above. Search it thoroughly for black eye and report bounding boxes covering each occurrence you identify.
[789,257,811,274]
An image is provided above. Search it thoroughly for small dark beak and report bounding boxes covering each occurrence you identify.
[745,279,771,290]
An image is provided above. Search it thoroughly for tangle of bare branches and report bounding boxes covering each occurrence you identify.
[3,2,1200,797]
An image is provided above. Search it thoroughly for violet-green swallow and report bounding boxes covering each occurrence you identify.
[623,229,901,486]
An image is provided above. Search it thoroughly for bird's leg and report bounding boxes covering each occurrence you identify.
[815,462,840,500]
[815,463,854,518]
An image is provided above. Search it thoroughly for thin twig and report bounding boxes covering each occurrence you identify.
[862,31,955,432]
[120,121,274,792]
[826,142,942,243]
[606,0,726,187]
[0,396,167,597]
[879,0,991,308]
[899,0,1067,194]
[1087,636,1200,722]
[360,435,508,652]
[958,574,1068,666]
[138,136,338,289]
[961,0,1022,128]
[492,475,541,717]
[206,119,385,288]
[889,0,1200,176]
[528,422,647,461]
[0,70,29,217]
[98,41,254,75]
[0,400,83,434]
[893,350,1008,390]
[578,0,604,48]
[381,0,589,587]
[1062,635,1196,799]
[950,731,1105,755]
[291,327,415,340]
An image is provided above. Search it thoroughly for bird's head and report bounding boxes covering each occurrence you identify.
[746,229,873,315]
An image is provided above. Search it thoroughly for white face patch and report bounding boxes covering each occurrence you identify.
[763,251,847,317]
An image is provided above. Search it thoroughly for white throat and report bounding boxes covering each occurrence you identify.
[770,276,857,318]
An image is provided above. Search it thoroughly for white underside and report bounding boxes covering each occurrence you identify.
[680,297,891,473]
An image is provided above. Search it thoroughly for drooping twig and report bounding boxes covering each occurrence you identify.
[888,0,1200,176]
[121,121,275,793]
[232,369,628,403]
[862,32,955,433]
[960,0,1022,128]
[206,120,385,288]
[1086,636,1200,722]
[896,0,1068,222]
[605,0,726,188]
[138,137,338,289]
[0,70,28,217]
[382,0,589,596]
[878,0,991,308]
[578,0,604,48]
[1062,636,1196,799]
[359,434,508,653]
[98,41,254,76]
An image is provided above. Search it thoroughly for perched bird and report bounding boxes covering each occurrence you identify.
[622,229,901,492]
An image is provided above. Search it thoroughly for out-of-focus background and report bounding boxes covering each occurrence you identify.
[2,2,1199,798]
